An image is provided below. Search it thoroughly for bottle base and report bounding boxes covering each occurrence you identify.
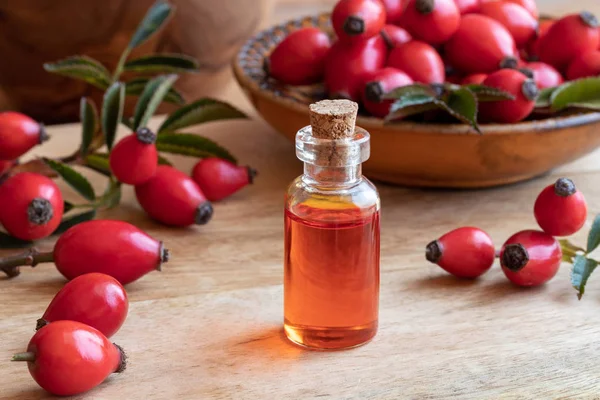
[283,319,378,350]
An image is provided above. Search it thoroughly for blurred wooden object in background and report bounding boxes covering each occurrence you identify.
[0,0,273,124]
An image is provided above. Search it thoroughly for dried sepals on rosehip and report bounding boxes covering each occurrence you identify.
[534,178,587,237]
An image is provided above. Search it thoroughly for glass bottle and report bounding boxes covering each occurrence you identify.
[283,100,381,350]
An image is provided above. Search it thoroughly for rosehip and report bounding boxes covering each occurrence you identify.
[191,157,257,202]
[461,73,488,85]
[500,230,561,287]
[380,24,412,48]
[135,165,213,227]
[387,40,445,83]
[0,112,48,160]
[479,69,538,123]
[361,67,414,118]
[109,127,158,185]
[504,0,538,19]
[37,273,128,338]
[265,27,331,85]
[401,0,460,45]
[325,35,388,100]
[12,321,126,396]
[520,62,563,89]
[566,50,600,80]
[0,172,63,240]
[444,14,518,74]
[454,0,479,14]
[479,1,538,48]
[534,178,587,237]
[527,19,554,61]
[539,12,600,71]
[425,227,495,279]
[379,0,408,23]
[331,0,386,43]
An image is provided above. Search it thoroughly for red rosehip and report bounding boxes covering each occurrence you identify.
[266,27,331,85]
[0,112,48,160]
[520,62,563,89]
[53,220,169,284]
[109,127,158,185]
[380,0,408,23]
[504,0,538,19]
[500,230,561,287]
[534,178,587,237]
[191,157,257,202]
[387,40,445,84]
[12,321,125,396]
[0,172,63,240]
[479,1,538,48]
[401,0,460,45]
[325,35,388,100]
[444,14,518,74]
[425,227,495,279]
[332,0,386,43]
[527,19,554,61]
[361,67,414,118]
[479,69,538,123]
[135,165,213,227]
[454,0,479,14]
[566,50,600,80]
[539,12,600,71]
[461,73,488,85]
[37,273,128,338]
[380,24,412,48]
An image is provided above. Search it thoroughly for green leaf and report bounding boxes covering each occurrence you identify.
[0,231,32,249]
[156,133,237,163]
[128,1,173,50]
[587,214,600,253]
[63,201,75,214]
[84,153,111,177]
[43,56,111,89]
[570,100,600,111]
[550,77,600,111]
[385,94,438,121]
[124,54,199,73]
[560,239,585,263]
[101,82,125,150]
[571,255,598,300]
[132,74,178,130]
[466,84,516,102]
[439,87,480,133]
[100,179,122,209]
[158,99,247,133]
[80,97,98,156]
[53,210,97,235]
[382,83,438,100]
[125,78,185,104]
[43,159,96,201]
[535,87,555,108]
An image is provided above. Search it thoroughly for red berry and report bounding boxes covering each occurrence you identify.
[379,0,408,23]
[135,165,213,227]
[53,220,169,284]
[387,40,445,83]
[0,172,63,240]
[361,67,414,118]
[192,157,257,202]
[534,178,587,237]
[461,73,488,85]
[401,0,460,45]
[479,1,538,48]
[539,12,600,71]
[0,112,48,160]
[444,14,518,74]
[266,27,331,85]
[38,273,128,338]
[12,321,125,396]
[566,50,600,80]
[527,19,554,61]
[425,227,495,279]
[454,0,479,14]
[521,62,563,89]
[380,24,412,48]
[479,69,538,123]
[500,230,561,287]
[504,0,538,19]
[325,35,388,100]
[332,0,386,43]
[109,128,158,185]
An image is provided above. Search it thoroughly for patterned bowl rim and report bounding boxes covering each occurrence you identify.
[232,12,600,135]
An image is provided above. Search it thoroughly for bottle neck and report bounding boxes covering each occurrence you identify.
[302,163,362,187]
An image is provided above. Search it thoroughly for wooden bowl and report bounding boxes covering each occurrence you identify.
[232,13,600,188]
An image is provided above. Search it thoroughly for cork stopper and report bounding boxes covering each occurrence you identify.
[308,99,358,139]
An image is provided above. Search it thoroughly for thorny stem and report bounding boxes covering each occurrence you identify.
[12,352,36,362]
[0,248,54,278]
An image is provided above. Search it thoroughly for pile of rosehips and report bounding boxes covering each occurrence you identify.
[266,0,600,123]
[426,177,587,286]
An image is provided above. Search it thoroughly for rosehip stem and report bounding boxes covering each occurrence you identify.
[0,248,54,278]
[11,352,36,362]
